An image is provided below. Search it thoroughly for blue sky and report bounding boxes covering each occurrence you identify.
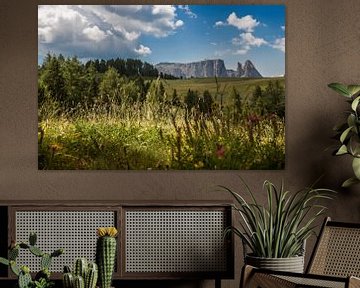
[38,5,285,76]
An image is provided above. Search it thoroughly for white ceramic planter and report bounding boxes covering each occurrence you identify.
[245,254,305,273]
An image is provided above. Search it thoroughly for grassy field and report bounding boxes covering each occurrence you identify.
[38,77,285,170]
[162,77,284,101]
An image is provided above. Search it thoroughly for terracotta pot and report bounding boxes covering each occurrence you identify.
[245,254,305,273]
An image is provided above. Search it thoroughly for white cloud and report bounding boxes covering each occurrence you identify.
[239,32,267,47]
[271,37,285,52]
[134,44,152,56]
[231,32,267,54]
[227,13,260,32]
[38,5,183,59]
[214,49,231,57]
[175,20,184,27]
[215,21,225,27]
[178,5,197,19]
[234,48,249,55]
[83,25,108,42]
[178,5,197,18]
[281,25,285,31]
[152,5,175,16]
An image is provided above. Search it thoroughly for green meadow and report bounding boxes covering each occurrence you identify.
[38,55,285,170]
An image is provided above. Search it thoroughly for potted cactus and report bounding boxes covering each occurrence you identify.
[96,227,118,288]
[0,232,63,288]
[62,258,98,288]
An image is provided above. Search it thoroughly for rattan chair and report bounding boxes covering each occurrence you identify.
[241,217,360,288]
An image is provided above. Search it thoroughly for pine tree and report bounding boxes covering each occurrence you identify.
[39,53,67,104]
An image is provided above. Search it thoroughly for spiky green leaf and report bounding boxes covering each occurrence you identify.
[342,177,360,187]
[328,83,351,97]
[221,179,335,258]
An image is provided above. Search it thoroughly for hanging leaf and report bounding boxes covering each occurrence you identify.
[340,127,353,143]
[347,85,360,97]
[351,96,360,111]
[347,114,356,127]
[336,145,348,155]
[342,177,360,188]
[352,157,360,179]
[328,83,351,97]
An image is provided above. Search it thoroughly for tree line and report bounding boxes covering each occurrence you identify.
[38,54,285,120]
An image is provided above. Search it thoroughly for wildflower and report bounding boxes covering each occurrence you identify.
[49,143,62,153]
[216,143,225,159]
[194,161,204,169]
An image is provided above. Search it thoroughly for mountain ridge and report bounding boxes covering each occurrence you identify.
[155,59,262,79]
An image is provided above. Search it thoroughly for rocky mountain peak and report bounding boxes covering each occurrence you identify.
[243,60,262,78]
[155,59,262,79]
[237,62,244,77]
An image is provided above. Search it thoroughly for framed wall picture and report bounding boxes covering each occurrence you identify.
[38,5,285,170]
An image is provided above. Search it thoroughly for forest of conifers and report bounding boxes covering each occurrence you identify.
[38,54,285,170]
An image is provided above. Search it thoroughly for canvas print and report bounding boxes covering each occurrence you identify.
[38,5,285,170]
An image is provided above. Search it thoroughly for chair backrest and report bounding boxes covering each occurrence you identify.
[307,217,360,277]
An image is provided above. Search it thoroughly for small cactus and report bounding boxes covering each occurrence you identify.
[85,263,98,288]
[41,253,52,270]
[63,272,74,288]
[18,268,32,288]
[63,265,72,273]
[63,259,98,288]
[35,268,50,281]
[74,258,88,279]
[29,245,44,257]
[9,247,19,260]
[51,248,64,257]
[10,260,20,276]
[96,227,118,288]
[19,243,30,249]
[74,275,85,288]
[29,232,37,246]
[0,232,63,288]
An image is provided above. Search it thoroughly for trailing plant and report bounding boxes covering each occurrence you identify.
[96,227,118,288]
[0,232,63,288]
[221,179,334,258]
[62,258,98,288]
[328,83,360,187]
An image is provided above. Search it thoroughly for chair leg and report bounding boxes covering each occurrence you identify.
[349,276,360,288]
[240,265,255,288]
[215,278,221,288]
[240,265,296,288]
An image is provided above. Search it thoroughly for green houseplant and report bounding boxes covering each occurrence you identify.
[62,258,98,288]
[96,227,118,288]
[0,232,63,288]
[328,83,360,187]
[222,179,334,272]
